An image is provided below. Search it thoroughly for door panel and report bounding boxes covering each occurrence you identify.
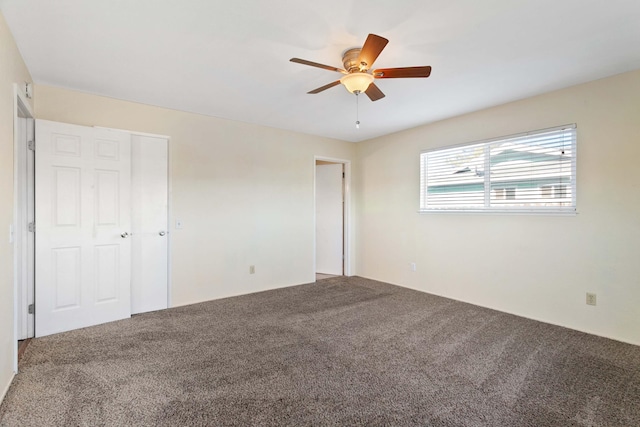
[131,135,169,314]
[95,244,119,302]
[316,163,343,275]
[95,170,119,225]
[53,166,81,226]
[52,247,81,309]
[35,120,131,337]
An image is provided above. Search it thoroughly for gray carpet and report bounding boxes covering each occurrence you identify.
[1,276,639,426]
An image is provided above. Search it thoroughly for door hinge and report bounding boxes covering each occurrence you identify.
[28,303,34,314]
[28,140,35,151]
[342,172,345,178]
[28,222,35,232]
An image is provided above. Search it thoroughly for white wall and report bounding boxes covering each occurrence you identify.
[355,69,640,345]
[0,12,33,400]
[34,85,356,307]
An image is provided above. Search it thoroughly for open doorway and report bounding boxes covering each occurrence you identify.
[314,157,350,281]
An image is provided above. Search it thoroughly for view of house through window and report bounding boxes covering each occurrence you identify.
[420,125,577,213]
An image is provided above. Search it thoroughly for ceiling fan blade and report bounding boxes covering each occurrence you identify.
[357,34,389,70]
[372,66,432,79]
[365,83,385,101]
[290,58,346,74]
[308,80,341,94]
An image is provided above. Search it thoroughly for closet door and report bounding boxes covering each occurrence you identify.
[131,134,169,314]
[35,120,131,337]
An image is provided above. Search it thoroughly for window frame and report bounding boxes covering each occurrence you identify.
[419,124,577,215]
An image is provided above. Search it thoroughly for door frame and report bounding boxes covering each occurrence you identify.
[13,84,35,373]
[313,156,352,278]
[14,120,172,346]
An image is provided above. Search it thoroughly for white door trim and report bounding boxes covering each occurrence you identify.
[313,156,352,279]
[13,84,34,373]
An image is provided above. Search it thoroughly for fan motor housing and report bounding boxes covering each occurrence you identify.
[342,48,367,72]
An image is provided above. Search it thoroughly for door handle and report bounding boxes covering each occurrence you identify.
[121,232,129,238]
[159,231,166,236]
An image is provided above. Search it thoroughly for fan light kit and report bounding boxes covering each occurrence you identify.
[290,33,432,128]
[340,72,374,94]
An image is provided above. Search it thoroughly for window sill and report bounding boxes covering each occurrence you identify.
[418,209,577,216]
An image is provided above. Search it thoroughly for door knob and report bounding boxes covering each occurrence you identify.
[121,232,129,238]
[159,231,166,236]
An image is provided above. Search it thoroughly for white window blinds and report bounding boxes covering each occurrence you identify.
[420,125,577,214]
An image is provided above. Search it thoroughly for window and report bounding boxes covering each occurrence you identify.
[420,125,576,214]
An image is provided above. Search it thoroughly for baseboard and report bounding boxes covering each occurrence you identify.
[0,372,15,405]
[356,274,640,347]
[167,273,360,310]
[170,279,319,309]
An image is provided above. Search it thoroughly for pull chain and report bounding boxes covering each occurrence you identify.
[355,92,360,129]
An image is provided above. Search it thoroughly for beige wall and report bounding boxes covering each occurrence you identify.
[35,85,356,307]
[0,12,33,400]
[355,69,640,345]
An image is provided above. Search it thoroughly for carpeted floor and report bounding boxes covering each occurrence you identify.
[1,276,639,426]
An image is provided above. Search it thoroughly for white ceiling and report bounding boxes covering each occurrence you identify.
[2,0,640,142]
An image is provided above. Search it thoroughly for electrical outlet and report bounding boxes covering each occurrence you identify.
[249,265,255,274]
[410,262,416,272]
[586,292,597,306]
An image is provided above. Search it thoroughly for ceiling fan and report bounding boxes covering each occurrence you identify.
[290,34,432,101]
